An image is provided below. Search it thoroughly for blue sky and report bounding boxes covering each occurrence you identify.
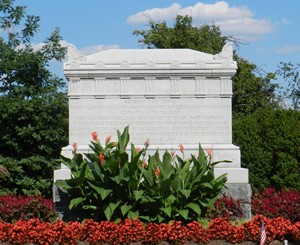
[21,0,299,85]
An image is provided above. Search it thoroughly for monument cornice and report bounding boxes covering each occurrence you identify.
[64,69,237,80]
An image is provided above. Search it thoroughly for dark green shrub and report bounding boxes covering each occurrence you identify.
[0,194,58,223]
[56,126,228,223]
[233,108,300,192]
[0,156,59,198]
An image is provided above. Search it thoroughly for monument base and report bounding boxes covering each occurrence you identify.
[222,183,252,220]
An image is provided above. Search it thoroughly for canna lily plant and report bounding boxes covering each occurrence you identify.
[55,126,228,223]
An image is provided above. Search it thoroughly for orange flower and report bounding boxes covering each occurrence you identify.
[136,147,141,153]
[207,149,212,156]
[72,143,78,152]
[155,167,160,177]
[92,131,99,141]
[105,135,111,144]
[99,153,105,164]
[179,144,184,153]
[143,161,147,168]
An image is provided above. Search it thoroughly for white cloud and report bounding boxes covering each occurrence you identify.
[79,44,120,55]
[215,18,273,41]
[278,18,292,25]
[59,40,120,55]
[127,1,274,41]
[127,3,181,25]
[127,2,252,24]
[275,45,300,54]
[16,42,45,51]
[180,2,252,21]
[18,41,120,58]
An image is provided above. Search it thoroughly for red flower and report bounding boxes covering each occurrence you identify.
[72,143,78,152]
[207,149,212,156]
[179,144,184,153]
[155,167,160,177]
[105,135,111,144]
[99,154,105,164]
[92,131,99,141]
[143,161,147,168]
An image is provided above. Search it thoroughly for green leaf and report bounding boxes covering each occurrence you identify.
[133,190,144,201]
[160,207,172,217]
[117,126,130,152]
[54,180,73,189]
[128,210,139,219]
[83,205,97,210]
[157,215,165,223]
[139,215,151,222]
[110,174,129,185]
[166,194,176,205]
[200,183,213,189]
[121,204,132,216]
[177,209,189,220]
[69,197,86,210]
[198,143,206,165]
[104,201,121,221]
[87,182,112,200]
[210,160,231,167]
[179,189,191,199]
[160,152,175,179]
[185,203,201,215]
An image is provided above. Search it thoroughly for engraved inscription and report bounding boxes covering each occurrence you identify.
[69,98,232,145]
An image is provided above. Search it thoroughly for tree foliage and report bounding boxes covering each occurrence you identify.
[233,108,300,192]
[232,56,279,115]
[134,15,279,115]
[0,0,68,197]
[134,15,227,54]
[277,62,300,109]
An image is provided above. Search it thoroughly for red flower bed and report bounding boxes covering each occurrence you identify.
[252,188,300,222]
[0,216,299,244]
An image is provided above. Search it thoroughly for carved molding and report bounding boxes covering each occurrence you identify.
[170,78,180,98]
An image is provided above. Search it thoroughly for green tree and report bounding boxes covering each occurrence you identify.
[0,0,68,197]
[134,15,279,115]
[277,62,300,109]
[233,108,300,192]
[134,15,227,54]
[232,56,278,115]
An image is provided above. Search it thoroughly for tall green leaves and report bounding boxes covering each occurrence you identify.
[56,127,227,223]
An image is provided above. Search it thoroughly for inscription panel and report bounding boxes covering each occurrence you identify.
[69,98,232,145]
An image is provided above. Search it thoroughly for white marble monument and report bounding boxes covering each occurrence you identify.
[54,43,251,218]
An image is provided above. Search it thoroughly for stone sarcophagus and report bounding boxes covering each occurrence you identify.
[54,43,251,218]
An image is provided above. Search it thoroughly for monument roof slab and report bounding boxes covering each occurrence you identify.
[63,43,237,78]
